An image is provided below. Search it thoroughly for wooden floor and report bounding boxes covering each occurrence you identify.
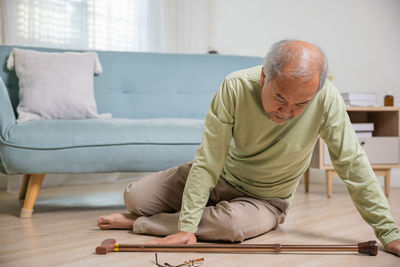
[0,179,399,267]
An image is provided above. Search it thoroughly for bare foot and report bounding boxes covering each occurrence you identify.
[97,213,137,230]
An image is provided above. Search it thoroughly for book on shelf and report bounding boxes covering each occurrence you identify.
[352,123,374,132]
[341,92,377,106]
[356,131,373,138]
[341,92,377,101]
[343,100,378,107]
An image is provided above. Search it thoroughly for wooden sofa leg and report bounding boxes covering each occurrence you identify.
[19,174,31,200]
[304,168,310,193]
[20,174,45,218]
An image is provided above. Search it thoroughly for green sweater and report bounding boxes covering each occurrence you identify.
[178,66,399,246]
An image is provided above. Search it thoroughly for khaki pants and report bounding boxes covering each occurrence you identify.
[124,162,288,242]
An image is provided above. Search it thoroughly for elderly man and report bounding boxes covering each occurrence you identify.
[98,40,400,256]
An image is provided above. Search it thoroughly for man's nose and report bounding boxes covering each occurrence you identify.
[278,103,294,116]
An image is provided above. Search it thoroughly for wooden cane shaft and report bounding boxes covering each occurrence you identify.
[116,245,357,253]
[97,240,377,256]
[118,244,278,249]
[281,245,358,252]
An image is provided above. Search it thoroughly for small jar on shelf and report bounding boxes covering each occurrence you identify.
[384,91,394,106]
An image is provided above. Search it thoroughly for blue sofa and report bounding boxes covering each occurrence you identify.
[0,45,263,217]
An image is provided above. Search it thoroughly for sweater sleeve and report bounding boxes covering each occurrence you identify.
[319,84,400,246]
[178,78,236,233]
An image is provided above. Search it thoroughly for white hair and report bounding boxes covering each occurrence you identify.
[263,39,329,91]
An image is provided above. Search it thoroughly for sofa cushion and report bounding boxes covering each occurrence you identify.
[4,118,203,149]
[93,53,263,119]
[7,48,111,123]
[1,143,200,174]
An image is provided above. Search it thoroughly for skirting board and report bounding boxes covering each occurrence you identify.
[0,172,146,192]
[1,168,400,192]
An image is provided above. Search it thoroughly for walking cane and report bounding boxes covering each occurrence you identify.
[95,239,378,256]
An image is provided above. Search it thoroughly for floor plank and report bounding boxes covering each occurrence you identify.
[0,178,399,266]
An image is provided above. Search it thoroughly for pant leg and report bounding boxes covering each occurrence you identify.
[123,161,192,216]
[133,175,288,242]
[132,173,245,237]
[195,197,287,242]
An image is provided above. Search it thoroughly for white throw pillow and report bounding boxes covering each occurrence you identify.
[7,48,112,123]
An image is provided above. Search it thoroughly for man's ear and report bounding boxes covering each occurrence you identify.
[260,67,265,87]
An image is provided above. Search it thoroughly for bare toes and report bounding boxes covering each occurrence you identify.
[97,215,112,224]
[99,224,110,230]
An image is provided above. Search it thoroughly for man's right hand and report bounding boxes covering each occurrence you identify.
[385,239,400,257]
[144,231,197,245]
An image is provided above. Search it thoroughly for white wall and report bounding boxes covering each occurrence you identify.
[178,0,400,106]
[0,0,4,44]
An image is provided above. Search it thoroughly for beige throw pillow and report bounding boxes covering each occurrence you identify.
[7,48,112,123]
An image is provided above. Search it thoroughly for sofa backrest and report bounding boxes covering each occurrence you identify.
[0,45,263,119]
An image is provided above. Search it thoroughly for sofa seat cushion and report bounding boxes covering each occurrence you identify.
[3,118,203,149]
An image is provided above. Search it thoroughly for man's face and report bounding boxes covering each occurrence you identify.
[260,68,319,124]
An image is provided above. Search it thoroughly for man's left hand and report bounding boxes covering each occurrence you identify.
[385,239,400,256]
[145,231,197,245]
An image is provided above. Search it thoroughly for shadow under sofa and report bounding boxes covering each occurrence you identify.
[0,45,263,217]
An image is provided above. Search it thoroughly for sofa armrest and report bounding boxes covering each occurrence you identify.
[0,76,16,140]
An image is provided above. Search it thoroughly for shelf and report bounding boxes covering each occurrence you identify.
[346,106,400,112]
[310,106,400,169]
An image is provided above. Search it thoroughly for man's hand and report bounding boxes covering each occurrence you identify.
[145,231,197,245]
[385,239,400,256]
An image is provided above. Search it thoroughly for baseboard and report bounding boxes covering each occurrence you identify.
[2,168,400,191]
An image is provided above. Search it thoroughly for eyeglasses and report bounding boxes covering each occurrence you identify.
[154,253,204,267]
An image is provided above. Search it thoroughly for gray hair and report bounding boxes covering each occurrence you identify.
[263,39,329,91]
